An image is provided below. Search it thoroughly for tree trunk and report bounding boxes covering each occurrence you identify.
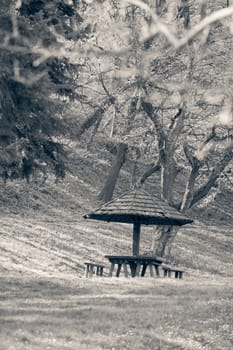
[98,143,128,203]
[151,225,178,258]
[161,157,180,203]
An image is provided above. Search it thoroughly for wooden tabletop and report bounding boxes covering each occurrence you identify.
[105,255,166,264]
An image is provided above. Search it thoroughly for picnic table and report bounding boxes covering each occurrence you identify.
[105,255,166,278]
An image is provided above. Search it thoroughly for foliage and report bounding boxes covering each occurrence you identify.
[0,0,83,183]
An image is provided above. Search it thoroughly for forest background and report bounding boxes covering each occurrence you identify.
[0,0,232,257]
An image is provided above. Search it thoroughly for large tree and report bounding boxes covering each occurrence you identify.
[75,0,233,257]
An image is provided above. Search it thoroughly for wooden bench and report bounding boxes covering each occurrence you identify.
[161,264,184,279]
[84,262,105,277]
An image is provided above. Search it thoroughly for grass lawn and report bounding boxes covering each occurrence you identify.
[0,274,232,350]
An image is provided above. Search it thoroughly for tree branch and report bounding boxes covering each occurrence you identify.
[137,160,161,186]
[141,99,167,162]
[191,147,233,207]
[76,98,113,138]
[168,105,186,148]
[124,1,233,50]
[183,144,201,168]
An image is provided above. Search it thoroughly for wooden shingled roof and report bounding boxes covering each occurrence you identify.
[84,188,193,226]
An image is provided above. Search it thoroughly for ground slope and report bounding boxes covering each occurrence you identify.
[0,153,232,350]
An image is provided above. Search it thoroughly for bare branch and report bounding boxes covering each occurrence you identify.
[141,99,167,159]
[168,105,186,145]
[138,160,161,186]
[177,6,233,49]
[191,147,233,207]
[124,1,233,50]
[183,144,201,168]
[125,0,179,46]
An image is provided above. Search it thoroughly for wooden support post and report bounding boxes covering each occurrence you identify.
[123,263,129,277]
[132,223,141,256]
[108,263,115,277]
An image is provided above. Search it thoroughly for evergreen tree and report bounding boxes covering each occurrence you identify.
[0,0,82,183]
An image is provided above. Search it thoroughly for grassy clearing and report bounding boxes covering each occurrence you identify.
[0,166,232,349]
[0,274,232,350]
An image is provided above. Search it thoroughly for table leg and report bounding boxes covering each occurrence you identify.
[122,263,129,277]
[154,265,160,277]
[149,264,154,277]
[130,263,136,277]
[108,263,115,277]
[116,263,122,277]
[135,263,141,277]
[141,264,147,277]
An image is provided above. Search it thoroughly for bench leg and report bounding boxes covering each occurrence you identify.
[108,263,115,277]
[96,266,103,276]
[84,265,89,278]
